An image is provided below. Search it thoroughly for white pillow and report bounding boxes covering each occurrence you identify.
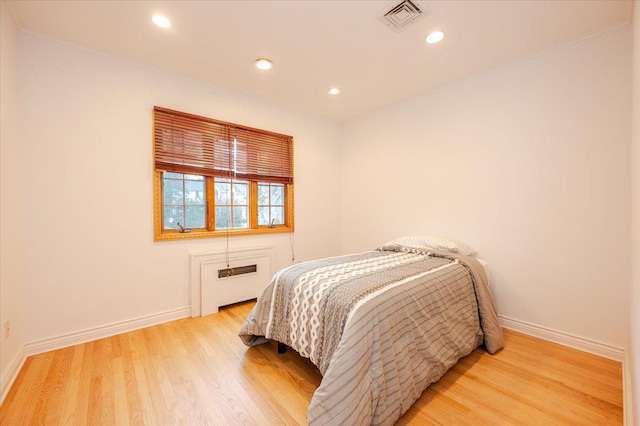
[385,235,477,256]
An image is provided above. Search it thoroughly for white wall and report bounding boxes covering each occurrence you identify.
[341,26,632,349]
[17,32,342,344]
[0,1,25,400]
[630,1,639,423]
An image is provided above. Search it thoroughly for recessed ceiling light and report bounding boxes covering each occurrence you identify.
[328,88,340,95]
[425,31,445,44]
[152,14,171,29]
[255,58,273,70]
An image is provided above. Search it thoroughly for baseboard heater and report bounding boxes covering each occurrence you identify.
[218,264,257,278]
[190,246,275,317]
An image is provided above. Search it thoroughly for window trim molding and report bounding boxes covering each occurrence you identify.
[153,172,294,241]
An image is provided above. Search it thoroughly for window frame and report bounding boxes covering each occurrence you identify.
[154,174,294,241]
[161,172,207,231]
[212,177,251,231]
[153,107,294,241]
[256,181,287,227]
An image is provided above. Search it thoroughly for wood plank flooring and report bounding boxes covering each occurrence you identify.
[0,301,622,425]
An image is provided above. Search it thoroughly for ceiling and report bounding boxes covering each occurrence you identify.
[5,0,633,122]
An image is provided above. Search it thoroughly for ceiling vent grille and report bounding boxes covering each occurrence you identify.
[378,0,426,32]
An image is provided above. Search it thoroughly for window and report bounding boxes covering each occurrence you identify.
[214,178,249,229]
[153,107,294,240]
[162,173,206,230]
[258,182,285,226]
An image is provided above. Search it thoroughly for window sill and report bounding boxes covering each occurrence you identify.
[154,226,294,242]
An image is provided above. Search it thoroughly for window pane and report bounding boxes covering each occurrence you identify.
[164,172,184,179]
[162,172,207,231]
[215,181,230,204]
[184,174,204,181]
[271,185,284,205]
[185,206,205,228]
[233,206,249,228]
[271,207,284,225]
[233,181,248,205]
[163,206,183,229]
[258,184,269,205]
[185,180,204,204]
[163,179,183,205]
[258,206,270,226]
[215,206,230,229]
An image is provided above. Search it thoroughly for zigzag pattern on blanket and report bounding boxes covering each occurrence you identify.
[289,252,418,363]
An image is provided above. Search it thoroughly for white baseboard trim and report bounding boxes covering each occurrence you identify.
[498,315,625,362]
[623,350,634,426]
[0,345,26,405]
[24,307,191,357]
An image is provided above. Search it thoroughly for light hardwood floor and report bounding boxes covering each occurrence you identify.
[0,301,622,425]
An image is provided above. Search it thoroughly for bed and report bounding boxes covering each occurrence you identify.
[238,236,504,425]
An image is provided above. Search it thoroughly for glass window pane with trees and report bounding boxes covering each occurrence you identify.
[153,107,294,241]
[214,178,249,229]
[162,173,206,230]
[258,182,285,226]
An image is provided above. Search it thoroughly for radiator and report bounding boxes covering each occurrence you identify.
[190,245,275,317]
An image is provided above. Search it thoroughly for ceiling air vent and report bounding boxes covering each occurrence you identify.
[378,0,426,32]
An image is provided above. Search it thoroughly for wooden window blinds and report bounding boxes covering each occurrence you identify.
[153,106,293,184]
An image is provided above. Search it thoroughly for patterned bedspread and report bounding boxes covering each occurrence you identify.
[239,244,504,425]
